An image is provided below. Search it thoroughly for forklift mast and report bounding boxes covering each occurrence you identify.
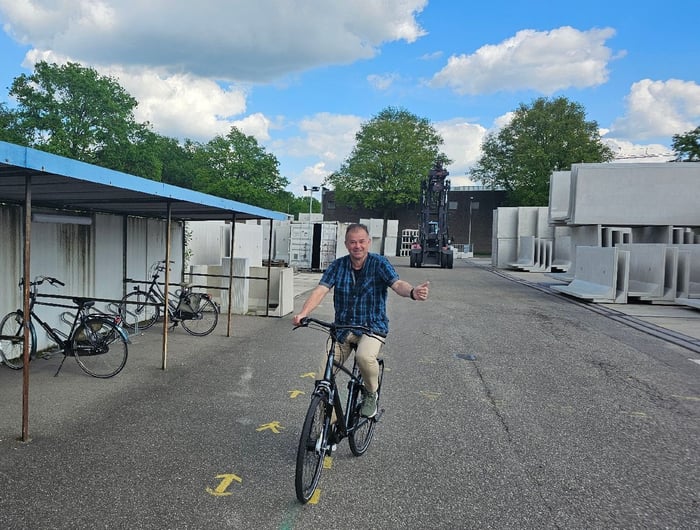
[410,162,454,269]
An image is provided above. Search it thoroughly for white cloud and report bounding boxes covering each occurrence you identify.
[610,79,700,140]
[280,112,362,162]
[23,49,250,141]
[1,0,428,82]
[367,73,399,91]
[431,26,618,95]
[602,137,675,162]
[434,119,487,176]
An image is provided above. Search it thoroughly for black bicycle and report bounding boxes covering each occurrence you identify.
[293,317,385,504]
[118,260,219,336]
[0,276,129,378]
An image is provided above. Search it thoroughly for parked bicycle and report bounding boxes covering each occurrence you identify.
[293,317,385,504]
[118,261,219,336]
[0,276,129,378]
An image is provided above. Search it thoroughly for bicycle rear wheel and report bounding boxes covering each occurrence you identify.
[119,291,160,331]
[295,393,331,503]
[0,311,34,370]
[349,359,384,456]
[72,317,128,378]
[180,298,219,336]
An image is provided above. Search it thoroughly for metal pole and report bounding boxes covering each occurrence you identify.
[468,196,474,251]
[226,213,236,337]
[161,203,172,370]
[21,174,31,442]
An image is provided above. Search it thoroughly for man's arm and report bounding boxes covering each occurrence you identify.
[292,284,331,325]
[391,279,429,301]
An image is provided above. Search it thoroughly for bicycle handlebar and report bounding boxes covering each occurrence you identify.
[19,276,65,288]
[294,317,378,337]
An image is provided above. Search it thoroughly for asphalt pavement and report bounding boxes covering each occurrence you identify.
[0,257,698,529]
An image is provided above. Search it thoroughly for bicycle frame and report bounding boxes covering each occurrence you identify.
[131,263,194,317]
[305,319,385,440]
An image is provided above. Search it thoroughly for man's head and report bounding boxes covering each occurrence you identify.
[345,223,371,263]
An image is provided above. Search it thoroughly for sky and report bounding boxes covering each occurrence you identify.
[0,0,698,194]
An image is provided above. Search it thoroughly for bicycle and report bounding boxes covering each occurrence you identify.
[0,276,129,378]
[293,317,385,504]
[118,260,219,336]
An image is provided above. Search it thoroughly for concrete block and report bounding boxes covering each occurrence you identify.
[618,244,668,299]
[631,225,672,244]
[551,246,626,303]
[548,170,572,224]
[517,207,540,237]
[509,235,536,269]
[494,238,518,268]
[568,163,700,225]
[537,207,555,239]
[495,207,519,238]
[602,227,632,247]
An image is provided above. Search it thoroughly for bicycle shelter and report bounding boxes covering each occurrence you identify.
[0,140,287,441]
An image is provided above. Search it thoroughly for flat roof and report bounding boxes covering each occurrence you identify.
[0,141,287,221]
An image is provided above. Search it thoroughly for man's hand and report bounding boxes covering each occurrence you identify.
[412,281,430,301]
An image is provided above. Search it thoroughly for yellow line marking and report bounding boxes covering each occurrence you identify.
[288,390,305,398]
[300,372,316,379]
[323,456,333,469]
[418,390,441,400]
[309,489,321,504]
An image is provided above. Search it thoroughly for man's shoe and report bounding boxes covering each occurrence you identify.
[360,391,378,418]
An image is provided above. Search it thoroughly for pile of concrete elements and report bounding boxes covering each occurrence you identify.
[491,163,700,309]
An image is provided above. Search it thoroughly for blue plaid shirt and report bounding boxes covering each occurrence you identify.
[319,253,399,342]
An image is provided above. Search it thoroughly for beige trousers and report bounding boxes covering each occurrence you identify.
[318,332,383,393]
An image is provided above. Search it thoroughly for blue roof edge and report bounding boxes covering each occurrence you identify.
[0,141,288,220]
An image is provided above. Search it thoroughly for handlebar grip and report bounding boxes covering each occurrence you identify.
[53,278,66,286]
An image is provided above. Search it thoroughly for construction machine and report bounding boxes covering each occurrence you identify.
[409,162,453,268]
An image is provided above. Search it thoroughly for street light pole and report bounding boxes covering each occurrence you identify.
[304,185,320,217]
[468,196,474,252]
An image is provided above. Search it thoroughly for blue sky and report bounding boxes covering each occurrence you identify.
[1,0,698,193]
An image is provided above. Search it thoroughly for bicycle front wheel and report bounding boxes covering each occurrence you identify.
[295,393,331,503]
[180,298,219,336]
[120,291,160,331]
[349,359,384,456]
[72,317,128,378]
[0,311,34,370]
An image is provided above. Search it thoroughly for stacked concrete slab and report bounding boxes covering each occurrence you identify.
[492,206,556,271]
[493,162,700,307]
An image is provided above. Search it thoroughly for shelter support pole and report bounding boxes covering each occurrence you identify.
[265,220,274,317]
[21,175,32,442]
[226,214,236,337]
[161,203,172,370]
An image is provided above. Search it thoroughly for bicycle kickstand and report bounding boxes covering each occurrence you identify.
[53,353,68,377]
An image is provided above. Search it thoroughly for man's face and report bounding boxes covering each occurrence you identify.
[345,229,371,261]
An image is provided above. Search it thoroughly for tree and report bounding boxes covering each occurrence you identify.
[672,126,700,161]
[470,97,614,206]
[326,106,450,254]
[9,61,142,168]
[191,127,289,211]
[0,102,25,144]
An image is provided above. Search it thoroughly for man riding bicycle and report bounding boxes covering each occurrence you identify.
[293,223,429,418]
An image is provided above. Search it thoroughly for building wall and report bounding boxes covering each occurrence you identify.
[321,188,508,255]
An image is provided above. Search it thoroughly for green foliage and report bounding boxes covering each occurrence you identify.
[189,128,289,211]
[672,126,700,161]
[470,96,614,206]
[0,102,25,144]
[9,61,142,167]
[326,106,450,217]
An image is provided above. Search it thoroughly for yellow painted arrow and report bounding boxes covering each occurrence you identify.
[256,421,284,434]
[288,390,305,399]
[300,372,316,379]
[205,474,242,497]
